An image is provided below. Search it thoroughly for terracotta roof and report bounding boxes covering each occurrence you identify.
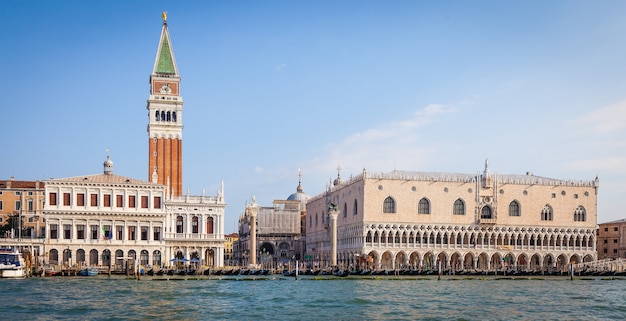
[0,180,44,189]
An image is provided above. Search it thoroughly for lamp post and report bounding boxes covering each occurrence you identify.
[19,207,22,240]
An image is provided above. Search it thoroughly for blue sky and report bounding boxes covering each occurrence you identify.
[2,1,626,232]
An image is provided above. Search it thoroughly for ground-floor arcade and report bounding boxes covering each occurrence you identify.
[44,242,224,273]
[333,249,595,273]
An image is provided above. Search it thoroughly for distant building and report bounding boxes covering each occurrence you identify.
[306,161,598,272]
[0,178,45,238]
[287,173,309,243]
[224,233,238,266]
[597,219,626,260]
[235,179,308,269]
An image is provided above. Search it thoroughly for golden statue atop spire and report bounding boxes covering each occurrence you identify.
[162,11,167,23]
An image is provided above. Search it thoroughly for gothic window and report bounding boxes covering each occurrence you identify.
[343,203,347,218]
[172,112,177,122]
[383,197,396,213]
[353,199,358,215]
[480,206,492,219]
[509,200,520,217]
[453,199,465,215]
[541,205,553,221]
[161,111,165,121]
[176,216,184,233]
[155,111,159,121]
[418,198,430,214]
[574,206,586,222]
[167,111,171,121]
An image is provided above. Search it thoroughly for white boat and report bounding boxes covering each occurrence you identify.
[0,248,26,278]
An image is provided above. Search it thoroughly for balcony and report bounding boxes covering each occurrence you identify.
[164,233,224,241]
[478,218,497,224]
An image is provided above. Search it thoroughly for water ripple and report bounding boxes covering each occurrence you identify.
[2,277,626,320]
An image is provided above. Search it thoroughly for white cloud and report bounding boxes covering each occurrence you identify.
[255,166,264,173]
[303,103,455,176]
[572,100,626,134]
[274,64,287,71]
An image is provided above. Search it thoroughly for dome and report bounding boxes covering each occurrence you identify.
[287,181,309,208]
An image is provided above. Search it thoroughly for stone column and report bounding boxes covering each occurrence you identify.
[248,204,259,267]
[328,205,339,267]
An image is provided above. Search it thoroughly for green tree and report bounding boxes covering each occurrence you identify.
[0,212,26,238]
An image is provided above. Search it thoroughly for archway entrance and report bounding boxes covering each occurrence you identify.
[204,249,215,267]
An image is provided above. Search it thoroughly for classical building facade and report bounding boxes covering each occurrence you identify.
[597,219,626,260]
[0,178,45,238]
[43,158,168,269]
[306,161,599,272]
[164,187,225,267]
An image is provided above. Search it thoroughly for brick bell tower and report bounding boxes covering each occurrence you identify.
[147,12,183,196]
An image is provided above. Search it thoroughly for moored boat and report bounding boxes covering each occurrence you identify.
[78,267,99,276]
[0,248,26,278]
[43,264,61,277]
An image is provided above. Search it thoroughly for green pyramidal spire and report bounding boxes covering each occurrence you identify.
[152,15,178,76]
[156,33,175,74]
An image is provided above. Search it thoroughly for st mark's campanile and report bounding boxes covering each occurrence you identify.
[147,12,183,196]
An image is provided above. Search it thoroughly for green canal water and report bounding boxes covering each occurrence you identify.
[1,275,625,320]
